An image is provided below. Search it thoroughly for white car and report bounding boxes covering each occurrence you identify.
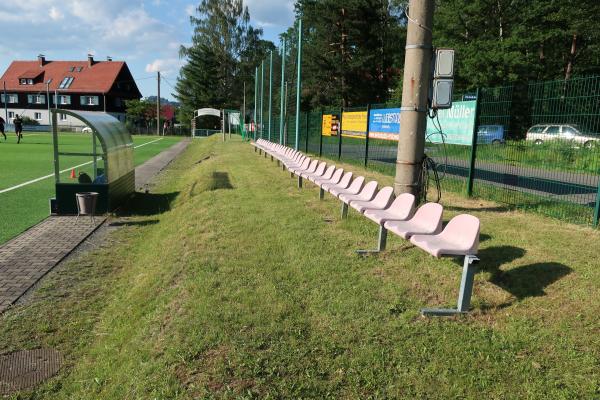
[525,124,599,148]
[82,127,92,133]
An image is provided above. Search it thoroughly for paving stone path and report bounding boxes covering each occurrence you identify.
[0,216,104,312]
[0,138,191,313]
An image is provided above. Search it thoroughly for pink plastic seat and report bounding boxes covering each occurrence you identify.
[339,180,378,204]
[350,186,394,213]
[410,214,480,257]
[309,164,336,183]
[301,161,327,179]
[315,168,343,186]
[290,158,316,175]
[384,203,443,239]
[363,193,416,225]
[321,171,352,191]
[329,176,365,197]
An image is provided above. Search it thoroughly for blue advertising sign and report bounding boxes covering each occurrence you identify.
[368,108,400,140]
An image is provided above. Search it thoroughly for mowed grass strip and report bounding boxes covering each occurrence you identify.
[0,135,599,399]
[0,133,182,244]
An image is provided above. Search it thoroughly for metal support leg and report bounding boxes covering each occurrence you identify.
[341,202,348,219]
[282,163,286,171]
[290,171,294,178]
[298,176,303,188]
[264,151,267,158]
[421,255,479,317]
[254,146,257,152]
[319,187,325,200]
[356,226,387,254]
[277,160,280,166]
[271,155,274,161]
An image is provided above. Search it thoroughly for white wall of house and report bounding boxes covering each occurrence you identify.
[2,108,126,130]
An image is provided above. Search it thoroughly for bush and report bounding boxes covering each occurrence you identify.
[21,116,39,125]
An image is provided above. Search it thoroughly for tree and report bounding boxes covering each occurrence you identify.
[175,0,271,120]
[295,0,407,108]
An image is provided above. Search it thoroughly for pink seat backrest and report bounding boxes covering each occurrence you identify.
[439,214,480,254]
[389,193,416,219]
[347,176,365,193]
[321,165,336,180]
[359,181,379,199]
[410,203,443,233]
[370,186,394,208]
[328,168,344,184]
[306,159,319,172]
[313,162,327,175]
[299,158,311,169]
[337,171,353,188]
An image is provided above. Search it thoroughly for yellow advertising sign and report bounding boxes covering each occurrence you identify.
[341,111,367,138]
[321,114,339,136]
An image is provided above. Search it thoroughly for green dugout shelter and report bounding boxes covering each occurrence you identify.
[51,109,135,215]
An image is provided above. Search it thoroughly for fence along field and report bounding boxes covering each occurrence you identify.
[258,75,600,227]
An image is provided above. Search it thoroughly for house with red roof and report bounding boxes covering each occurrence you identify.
[0,54,142,128]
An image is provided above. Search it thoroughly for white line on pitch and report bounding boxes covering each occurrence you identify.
[0,138,165,194]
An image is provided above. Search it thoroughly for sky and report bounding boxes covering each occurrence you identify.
[0,0,295,101]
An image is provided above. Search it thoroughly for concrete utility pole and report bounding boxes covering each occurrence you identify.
[156,71,161,136]
[394,0,435,199]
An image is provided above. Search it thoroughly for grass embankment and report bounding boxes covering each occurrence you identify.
[1,135,599,398]
[0,133,182,243]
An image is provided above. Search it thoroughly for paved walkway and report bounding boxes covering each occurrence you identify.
[136,138,190,189]
[0,217,104,312]
[0,138,191,313]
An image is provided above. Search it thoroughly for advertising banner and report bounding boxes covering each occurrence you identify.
[426,100,476,145]
[341,111,367,139]
[369,108,401,140]
[322,114,339,136]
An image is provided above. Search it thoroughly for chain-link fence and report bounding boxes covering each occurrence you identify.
[252,75,600,227]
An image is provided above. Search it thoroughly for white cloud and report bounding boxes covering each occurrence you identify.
[48,6,64,21]
[245,0,294,27]
[145,58,185,76]
[185,4,195,16]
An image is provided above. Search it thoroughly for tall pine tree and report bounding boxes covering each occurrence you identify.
[175,0,271,124]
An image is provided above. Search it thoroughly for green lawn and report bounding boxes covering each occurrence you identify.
[0,135,599,398]
[0,132,182,244]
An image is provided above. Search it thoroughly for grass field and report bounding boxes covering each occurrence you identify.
[0,132,182,244]
[0,135,598,398]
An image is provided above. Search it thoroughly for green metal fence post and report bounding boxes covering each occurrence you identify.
[305,112,310,152]
[279,39,286,144]
[260,60,264,139]
[253,66,258,141]
[466,87,481,197]
[338,107,343,160]
[364,104,371,167]
[594,181,600,226]
[294,18,303,150]
[319,108,323,156]
[268,50,273,141]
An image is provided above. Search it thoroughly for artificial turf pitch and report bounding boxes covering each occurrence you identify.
[0,132,182,244]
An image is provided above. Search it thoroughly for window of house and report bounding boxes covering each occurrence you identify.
[1,93,18,103]
[27,79,34,85]
[28,94,45,104]
[58,76,74,89]
[34,112,42,120]
[81,96,99,106]
[77,67,83,72]
[69,66,75,72]
[58,95,71,105]
[60,113,67,121]
[8,112,14,119]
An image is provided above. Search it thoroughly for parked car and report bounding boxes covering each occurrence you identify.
[525,124,599,148]
[82,127,92,133]
[477,125,505,144]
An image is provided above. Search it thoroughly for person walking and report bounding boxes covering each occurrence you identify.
[13,114,23,144]
[0,116,6,141]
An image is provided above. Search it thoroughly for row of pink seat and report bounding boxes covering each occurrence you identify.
[252,139,482,316]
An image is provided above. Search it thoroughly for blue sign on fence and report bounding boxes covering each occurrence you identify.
[369,108,400,140]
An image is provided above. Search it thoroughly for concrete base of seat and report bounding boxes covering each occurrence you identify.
[341,202,348,218]
[421,255,479,317]
[319,187,324,199]
[356,226,387,255]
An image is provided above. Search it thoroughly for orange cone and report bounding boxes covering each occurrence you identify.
[70,169,76,179]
